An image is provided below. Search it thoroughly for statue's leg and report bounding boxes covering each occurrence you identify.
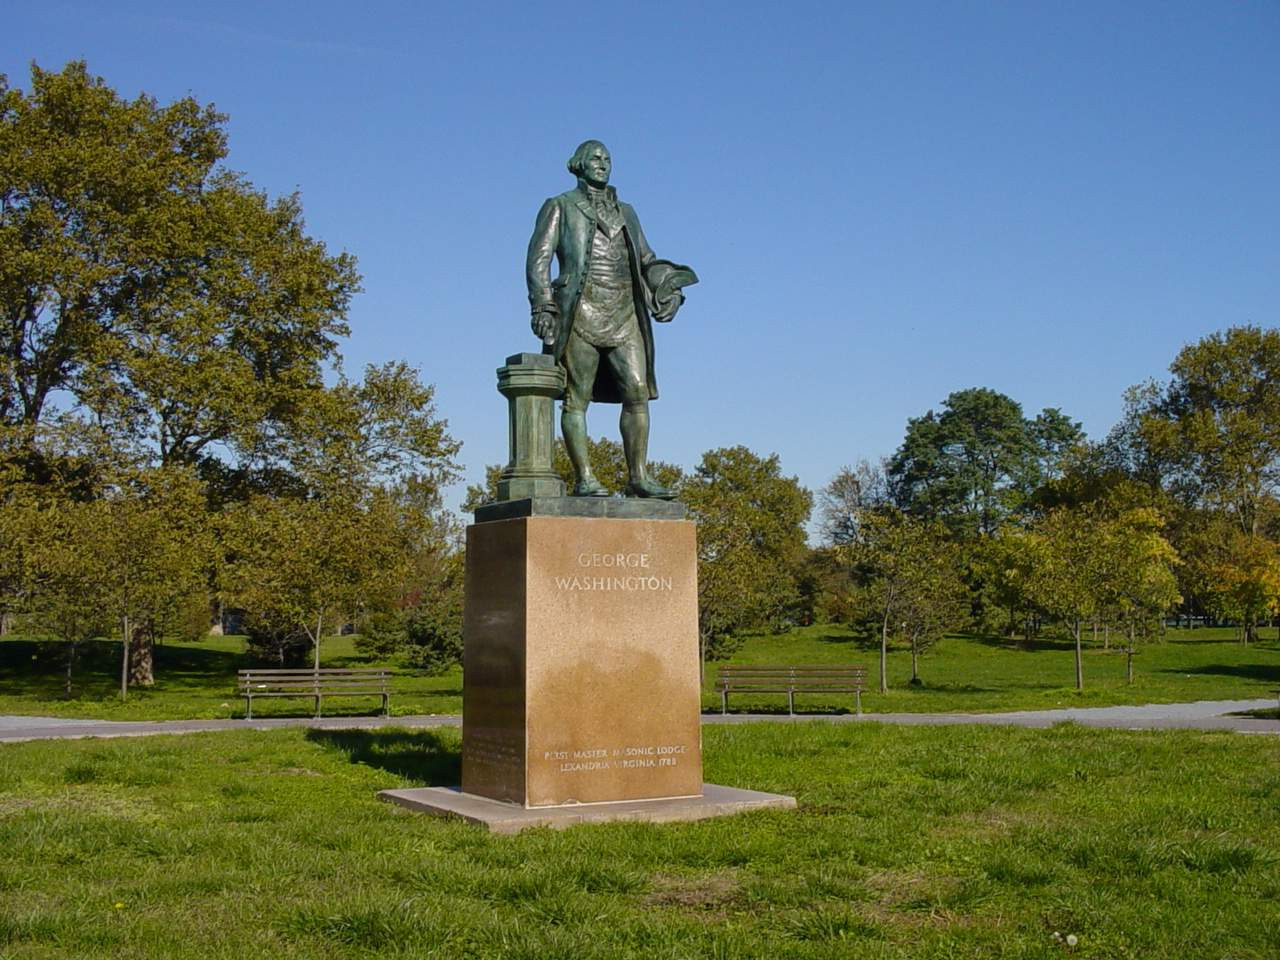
[562,333,607,496]
[608,338,674,499]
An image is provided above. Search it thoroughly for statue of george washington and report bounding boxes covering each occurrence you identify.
[526,140,697,499]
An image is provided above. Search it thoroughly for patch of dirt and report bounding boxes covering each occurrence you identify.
[860,869,977,929]
[644,869,742,919]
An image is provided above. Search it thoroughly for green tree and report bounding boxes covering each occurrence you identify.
[19,496,115,697]
[462,436,682,512]
[222,364,460,668]
[1138,326,1280,536]
[0,457,41,635]
[1099,507,1181,682]
[1183,517,1280,645]
[0,61,359,478]
[844,511,965,692]
[888,387,1082,537]
[1025,508,1106,691]
[682,446,812,664]
[223,492,409,668]
[99,466,213,693]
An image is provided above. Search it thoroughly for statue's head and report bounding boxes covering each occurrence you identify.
[567,140,611,188]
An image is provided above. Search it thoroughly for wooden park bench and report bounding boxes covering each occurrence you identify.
[237,668,392,719]
[715,664,867,716]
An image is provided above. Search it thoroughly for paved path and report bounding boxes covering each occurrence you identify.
[0,714,462,743]
[1,698,1276,743]
[710,698,1280,734]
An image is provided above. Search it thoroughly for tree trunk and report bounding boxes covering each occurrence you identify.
[1073,617,1083,691]
[879,606,890,694]
[1244,618,1254,646]
[0,611,11,636]
[313,613,324,671]
[129,622,155,686]
[1126,621,1135,684]
[910,637,919,683]
[120,615,131,701]
[64,639,77,699]
[1103,622,1110,651]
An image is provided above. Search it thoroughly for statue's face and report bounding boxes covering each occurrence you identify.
[580,145,611,187]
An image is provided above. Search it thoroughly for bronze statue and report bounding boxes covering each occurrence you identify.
[526,140,697,499]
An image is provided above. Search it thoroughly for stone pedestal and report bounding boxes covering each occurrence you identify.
[462,511,702,807]
[496,353,565,500]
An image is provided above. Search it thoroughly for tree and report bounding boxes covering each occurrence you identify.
[841,511,966,691]
[0,61,359,478]
[681,446,811,663]
[222,363,461,668]
[888,388,1082,537]
[1024,508,1106,691]
[1138,326,1280,537]
[1099,508,1181,682]
[818,459,889,547]
[1183,517,1279,645]
[462,436,682,512]
[223,492,410,668]
[0,458,41,635]
[99,466,212,692]
[979,526,1042,644]
[261,361,461,499]
[19,496,115,697]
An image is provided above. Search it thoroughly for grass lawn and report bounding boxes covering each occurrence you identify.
[0,634,462,721]
[709,624,1280,716]
[1,722,1277,959]
[2,626,1278,721]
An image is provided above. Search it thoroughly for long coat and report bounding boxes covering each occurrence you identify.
[526,185,660,403]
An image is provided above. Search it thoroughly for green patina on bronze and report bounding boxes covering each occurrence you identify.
[495,353,566,501]
[526,140,697,500]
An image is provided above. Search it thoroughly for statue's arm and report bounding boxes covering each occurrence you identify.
[626,206,657,269]
[526,197,560,314]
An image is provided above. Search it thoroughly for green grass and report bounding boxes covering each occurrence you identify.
[1,723,1278,958]
[706,624,1280,715]
[0,634,463,721]
[3,626,1279,721]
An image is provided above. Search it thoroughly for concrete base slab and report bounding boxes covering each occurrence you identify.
[377,783,796,833]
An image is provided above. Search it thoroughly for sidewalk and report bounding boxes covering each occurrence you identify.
[708,698,1280,734]
[0,713,461,743]
[2,698,1275,743]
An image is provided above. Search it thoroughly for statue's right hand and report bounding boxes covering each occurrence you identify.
[531,308,557,342]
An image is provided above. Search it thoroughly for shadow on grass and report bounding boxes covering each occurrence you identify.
[306,728,460,786]
[1163,663,1280,683]
[813,632,877,648]
[960,632,1079,653]
[0,637,246,702]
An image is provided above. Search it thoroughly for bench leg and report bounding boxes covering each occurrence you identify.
[721,690,727,715]
[314,695,321,719]
[788,689,794,716]
[245,695,252,720]
[383,693,390,718]
[855,689,862,717]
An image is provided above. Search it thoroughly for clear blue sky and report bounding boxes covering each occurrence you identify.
[8,1,1279,515]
